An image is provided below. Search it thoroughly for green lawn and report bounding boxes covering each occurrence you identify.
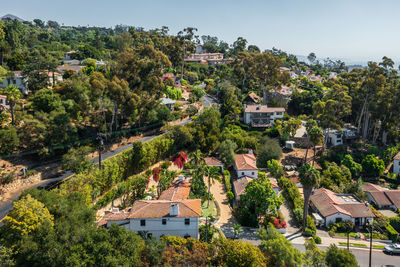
[202,201,217,217]
[338,242,384,249]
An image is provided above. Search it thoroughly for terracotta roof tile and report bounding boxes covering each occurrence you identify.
[244,105,285,113]
[384,191,400,209]
[234,154,257,171]
[204,157,223,167]
[233,176,253,198]
[362,183,385,193]
[270,178,279,189]
[394,152,400,161]
[368,191,393,206]
[159,180,191,201]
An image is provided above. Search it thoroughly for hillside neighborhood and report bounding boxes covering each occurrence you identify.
[1,6,400,267]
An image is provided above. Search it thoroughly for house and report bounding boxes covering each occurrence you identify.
[326,127,358,147]
[234,153,258,178]
[362,183,400,210]
[0,71,28,95]
[57,65,84,74]
[310,188,374,228]
[204,157,224,172]
[64,50,77,60]
[184,53,232,65]
[393,152,400,175]
[99,199,201,239]
[159,180,191,201]
[0,95,8,109]
[233,176,279,202]
[243,92,261,104]
[61,59,81,66]
[233,176,253,202]
[160,97,175,110]
[243,104,285,128]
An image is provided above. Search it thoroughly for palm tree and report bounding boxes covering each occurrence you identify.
[1,85,21,126]
[304,120,317,163]
[206,166,220,208]
[190,149,204,167]
[299,164,320,234]
[308,126,324,166]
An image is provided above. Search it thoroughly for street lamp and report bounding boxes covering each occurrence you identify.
[366,218,373,267]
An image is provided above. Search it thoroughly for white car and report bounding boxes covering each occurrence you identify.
[384,243,400,255]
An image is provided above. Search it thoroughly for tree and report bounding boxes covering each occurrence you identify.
[308,126,324,165]
[2,194,54,242]
[308,52,317,64]
[299,164,320,233]
[62,146,94,173]
[218,140,237,168]
[341,155,362,178]
[266,159,284,178]
[304,238,325,267]
[216,239,266,267]
[0,126,19,155]
[361,154,385,177]
[1,85,21,125]
[233,223,243,239]
[259,228,303,267]
[240,172,283,222]
[257,136,282,168]
[30,88,62,113]
[285,118,302,138]
[325,244,359,267]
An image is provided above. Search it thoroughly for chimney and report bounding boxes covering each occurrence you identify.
[170,203,179,216]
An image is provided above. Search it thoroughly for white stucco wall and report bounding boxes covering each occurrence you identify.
[243,112,284,125]
[1,77,28,95]
[113,217,200,239]
[325,213,353,226]
[328,132,343,147]
[393,159,400,175]
[235,169,258,179]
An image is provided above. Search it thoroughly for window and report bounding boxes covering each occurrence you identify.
[241,172,244,176]
[252,172,254,175]
[185,218,190,225]
[140,219,146,226]
[162,219,167,225]
[335,218,342,223]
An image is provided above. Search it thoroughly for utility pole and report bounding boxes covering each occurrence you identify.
[366,219,372,267]
[97,133,105,169]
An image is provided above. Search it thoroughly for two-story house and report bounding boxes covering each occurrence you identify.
[0,71,28,95]
[100,199,201,239]
[234,153,258,178]
[243,104,285,128]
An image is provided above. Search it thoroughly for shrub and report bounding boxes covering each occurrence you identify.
[256,137,282,168]
[0,126,19,155]
[389,217,400,232]
[361,154,385,177]
[314,236,322,244]
[386,224,399,243]
[304,228,314,237]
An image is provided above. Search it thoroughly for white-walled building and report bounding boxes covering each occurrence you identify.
[0,95,8,109]
[234,153,258,178]
[310,188,374,228]
[100,199,201,239]
[0,71,28,95]
[243,104,285,128]
[393,152,400,175]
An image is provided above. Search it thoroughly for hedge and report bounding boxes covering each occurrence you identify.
[386,224,399,243]
[389,217,400,232]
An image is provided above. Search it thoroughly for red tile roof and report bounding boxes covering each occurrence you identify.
[244,105,285,113]
[234,154,257,171]
[384,191,400,209]
[369,191,393,206]
[100,199,202,225]
[159,180,191,201]
[270,178,279,189]
[233,176,253,198]
[394,152,400,161]
[310,188,374,218]
[362,183,385,193]
[204,157,223,167]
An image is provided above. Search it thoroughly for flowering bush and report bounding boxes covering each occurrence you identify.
[172,152,187,169]
[153,168,162,182]
[268,216,287,229]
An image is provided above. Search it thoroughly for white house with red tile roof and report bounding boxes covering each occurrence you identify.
[362,182,400,210]
[243,104,285,128]
[310,188,374,227]
[0,71,28,95]
[234,153,258,178]
[393,152,400,175]
[100,199,201,239]
[0,95,8,109]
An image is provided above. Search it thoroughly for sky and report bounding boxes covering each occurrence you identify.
[3,0,400,64]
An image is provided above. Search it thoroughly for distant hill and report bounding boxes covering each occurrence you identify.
[1,14,26,22]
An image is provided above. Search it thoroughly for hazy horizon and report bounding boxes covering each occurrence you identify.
[3,0,400,64]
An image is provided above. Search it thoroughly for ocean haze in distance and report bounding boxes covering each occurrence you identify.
[3,0,400,65]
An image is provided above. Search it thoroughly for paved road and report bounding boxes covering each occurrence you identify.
[0,95,218,222]
[292,243,399,267]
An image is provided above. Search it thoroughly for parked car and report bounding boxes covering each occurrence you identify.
[383,243,400,255]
